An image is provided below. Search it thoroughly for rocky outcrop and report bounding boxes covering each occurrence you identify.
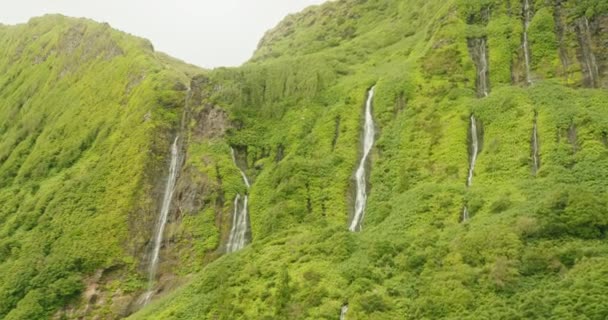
[54,268,140,319]
[554,5,607,88]
[588,15,608,88]
[142,75,232,300]
[175,75,230,218]
[192,105,229,140]
[553,1,572,82]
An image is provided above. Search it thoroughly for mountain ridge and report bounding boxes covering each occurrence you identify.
[0,0,608,319]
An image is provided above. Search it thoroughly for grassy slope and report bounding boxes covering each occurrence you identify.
[0,15,191,319]
[130,0,608,319]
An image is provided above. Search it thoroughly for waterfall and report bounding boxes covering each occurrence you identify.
[231,148,251,188]
[340,304,349,320]
[463,35,488,220]
[478,39,489,97]
[349,86,376,232]
[462,206,470,221]
[466,116,479,187]
[575,17,599,88]
[463,115,480,221]
[522,0,533,84]
[142,136,181,305]
[468,38,490,97]
[226,148,251,252]
[532,113,540,175]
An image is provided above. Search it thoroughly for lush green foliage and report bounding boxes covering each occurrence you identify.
[0,15,189,319]
[2,0,608,319]
[130,0,608,319]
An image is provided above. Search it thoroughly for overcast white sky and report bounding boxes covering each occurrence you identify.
[0,0,325,68]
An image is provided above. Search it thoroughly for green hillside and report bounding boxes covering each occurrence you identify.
[0,15,193,319]
[1,0,608,319]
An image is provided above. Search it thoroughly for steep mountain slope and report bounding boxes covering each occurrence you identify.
[130,0,608,319]
[1,0,608,319]
[0,15,195,319]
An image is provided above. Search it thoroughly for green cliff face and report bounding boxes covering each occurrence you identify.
[1,0,608,319]
[0,15,191,319]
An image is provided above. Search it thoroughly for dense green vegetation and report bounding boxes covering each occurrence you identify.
[132,0,608,319]
[0,15,192,319]
[1,0,608,319]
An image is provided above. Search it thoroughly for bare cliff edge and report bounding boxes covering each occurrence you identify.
[1,0,608,319]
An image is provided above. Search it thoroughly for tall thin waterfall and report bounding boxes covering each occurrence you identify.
[479,40,489,97]
[522,0,533,84]
[463,34,488,221]
[227,148,251,252]
[142,136,181,305]
[468,37,490,97]
[532,113,540,175]
[466,116,479,188]
[463,116,479,221]
[349,86,376,232]
[340,304,349,320]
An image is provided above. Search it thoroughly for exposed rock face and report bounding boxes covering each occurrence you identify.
[180,75,230,139]
[553,1,572,82]
[591,15,608,88]
[555,7,607,88]
[58,23,86,55]
[575,17,600,88]
[175,75,230,217]
[57,22,124,78]
[83,270,103,312]
[142,74,232,303]
[193,105,229,139]
[53,269,139,320]
[174,166,214,218]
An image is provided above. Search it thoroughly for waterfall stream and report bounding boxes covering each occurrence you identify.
[340,304,349,320]
[463,34,488,221]
[522,0,532,84]
[142,136,181,305]
[349,86,376,232]
[463,115,479,221]
[467,37,490,97]
[227,148,251,252]
[478,39,489,97]
[467,116,479,188]
[532,113,540,175]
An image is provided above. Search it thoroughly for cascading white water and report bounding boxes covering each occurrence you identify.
[463,115,479,221]
[340,304,349,320]
[522,0,532,84]
[532,113,540,175]
[231,148,251,189]
[478,39,489,97]
[464,37,487,221]
[226,148,251,252]
[466,116,479,188]
[349,86,376,232]
[142,136,180,305]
